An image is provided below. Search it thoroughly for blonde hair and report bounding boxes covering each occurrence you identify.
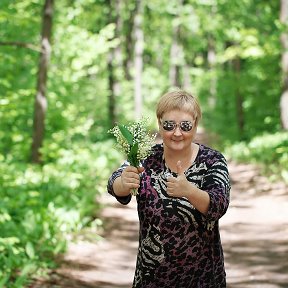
[156,90,202,126]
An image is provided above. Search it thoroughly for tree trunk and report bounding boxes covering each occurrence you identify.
[31,0,54,163]
[123,5,136,81]
[107,0,122,128]
[108,53,117,127]
[169,23,182,88]
[0,41,40,52]
[280,0,288,129]
[169,0,184,88]
[207,1,218,107]
[134,0,144,120]
[207,36,217,108]
[183,63,192,91]
[233,57,245,140]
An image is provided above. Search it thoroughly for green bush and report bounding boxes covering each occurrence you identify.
[225,131,288,182]
[0,139,122,287]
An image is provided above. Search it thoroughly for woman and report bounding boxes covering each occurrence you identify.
[107,90,230,288]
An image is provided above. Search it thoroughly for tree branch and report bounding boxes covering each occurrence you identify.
[0,41,41,52]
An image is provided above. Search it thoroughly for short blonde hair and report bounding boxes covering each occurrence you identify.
[156,90,202,126]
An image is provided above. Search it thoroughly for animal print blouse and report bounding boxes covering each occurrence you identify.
[107,143,231,288]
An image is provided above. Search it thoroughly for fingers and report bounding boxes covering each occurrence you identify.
[166,177,177,194]
[137,166,145,173]
[176,160,185,175]
[166,161,187,198]
[166,177,175,197]
[166,173,184,197]
[125,165,144,174]
[167,176,176,183]
[121,166,142,190]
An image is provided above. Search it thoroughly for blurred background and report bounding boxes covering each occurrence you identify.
[0,0,287,286]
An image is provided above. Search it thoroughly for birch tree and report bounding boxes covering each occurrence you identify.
[280,0,288,129]
[31,0,54,163]
[169,0,184,88]
[134,0,144,119]
[107,0,122,127]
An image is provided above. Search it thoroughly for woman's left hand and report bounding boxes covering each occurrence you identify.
[166,161,191,198]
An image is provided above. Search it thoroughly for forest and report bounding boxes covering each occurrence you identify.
[0,0,288,286]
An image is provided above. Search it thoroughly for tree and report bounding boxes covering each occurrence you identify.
[107,0,122,127]
[123,4,136,81]
[134,0,144,119]
[280,0,288,129]
[233,56,245,139]
[31,0,54,163]
[169,0,184,88]
[0,41,40,52]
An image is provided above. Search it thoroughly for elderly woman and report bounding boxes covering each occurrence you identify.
[107,90,231,288]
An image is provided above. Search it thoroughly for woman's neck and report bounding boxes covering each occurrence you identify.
[163,143,199,173]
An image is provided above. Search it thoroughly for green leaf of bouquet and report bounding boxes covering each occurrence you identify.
[118,124,133,145]
[128,143,139,167]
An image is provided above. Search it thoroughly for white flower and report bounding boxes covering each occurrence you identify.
[108,118,156,195]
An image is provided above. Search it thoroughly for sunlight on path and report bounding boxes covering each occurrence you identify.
[56,196,139,288]
[222,162,288,288]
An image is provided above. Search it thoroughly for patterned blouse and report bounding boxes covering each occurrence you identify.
[107,143,231,288]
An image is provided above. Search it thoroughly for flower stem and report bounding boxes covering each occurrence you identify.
[131,188,138,196]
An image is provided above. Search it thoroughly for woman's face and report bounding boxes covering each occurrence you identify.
[158,109,197,152]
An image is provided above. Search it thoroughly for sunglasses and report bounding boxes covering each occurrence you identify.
[161,120,194,132]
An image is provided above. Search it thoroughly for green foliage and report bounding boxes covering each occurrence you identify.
[198,0,281,142]
[0,139,122,286]
[225,132,288,183]
[0,0,286,285]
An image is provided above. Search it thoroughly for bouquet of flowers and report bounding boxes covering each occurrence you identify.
[109,118,156,195]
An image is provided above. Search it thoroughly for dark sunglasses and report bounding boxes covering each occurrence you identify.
[161,120,194,132]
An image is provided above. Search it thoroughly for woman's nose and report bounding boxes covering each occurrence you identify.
[173,126,182,135]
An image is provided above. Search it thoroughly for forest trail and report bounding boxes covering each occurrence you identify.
[30,132,288,288]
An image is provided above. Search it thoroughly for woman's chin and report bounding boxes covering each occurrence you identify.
[168,141,185,150]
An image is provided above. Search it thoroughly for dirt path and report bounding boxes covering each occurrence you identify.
[221,162,288,288]
[31,160,288,288]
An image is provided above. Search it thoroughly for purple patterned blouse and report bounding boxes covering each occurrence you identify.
[107,143,230,288]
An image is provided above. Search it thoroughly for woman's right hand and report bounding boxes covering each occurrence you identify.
[120,166,144,192]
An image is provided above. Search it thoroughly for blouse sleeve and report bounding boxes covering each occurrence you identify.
[107,162,132,205]
[202,156,231,221]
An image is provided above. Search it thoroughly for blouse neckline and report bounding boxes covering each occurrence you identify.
[162,143,202,175]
